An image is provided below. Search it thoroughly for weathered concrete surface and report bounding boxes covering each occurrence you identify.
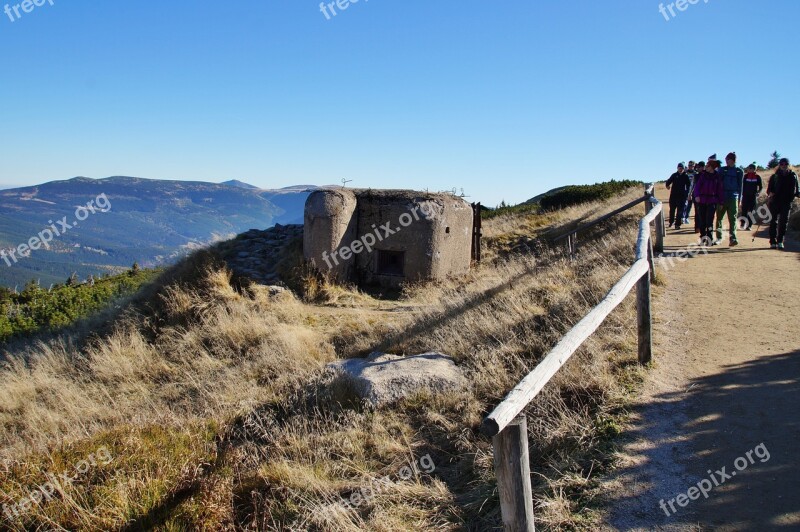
[303,189,358,280]
[323,352,467,406]
[303,188,473,286]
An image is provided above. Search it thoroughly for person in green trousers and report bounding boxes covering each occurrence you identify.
[715,152,744,246]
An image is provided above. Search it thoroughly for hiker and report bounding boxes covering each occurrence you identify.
[715,152,744,246]
[684,161,697,225]
[740,163,763,230]
[665,162,692,229]
[693,160,723,244]
[766,158,800,250]
[707,155,719,230]
[692,161,706,232]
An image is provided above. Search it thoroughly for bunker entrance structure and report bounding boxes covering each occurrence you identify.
[303,188,477,287]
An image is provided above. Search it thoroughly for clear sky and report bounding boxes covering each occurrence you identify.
[0,0,798,206]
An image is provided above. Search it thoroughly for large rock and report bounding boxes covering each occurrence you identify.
[323,352,467,407]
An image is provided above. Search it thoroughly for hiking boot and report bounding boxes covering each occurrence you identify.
[778,243,785,250]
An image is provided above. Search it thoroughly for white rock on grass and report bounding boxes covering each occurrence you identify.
[266,285,286,296]
[323,352,467,407]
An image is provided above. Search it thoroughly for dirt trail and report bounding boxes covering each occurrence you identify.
[603,186,800,531]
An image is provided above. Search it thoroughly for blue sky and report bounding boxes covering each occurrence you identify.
[0,0,798,206]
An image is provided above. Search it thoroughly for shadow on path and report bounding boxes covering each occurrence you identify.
[608,350,800,530]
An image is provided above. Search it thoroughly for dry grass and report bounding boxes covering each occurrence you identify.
[0,190,649,531]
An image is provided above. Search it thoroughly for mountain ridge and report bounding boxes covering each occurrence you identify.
[0,176,318,288]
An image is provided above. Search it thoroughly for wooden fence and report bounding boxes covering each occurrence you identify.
[481,184,664,531]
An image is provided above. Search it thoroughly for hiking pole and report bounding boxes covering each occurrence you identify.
[752,219,762,242]
[752,198,771,242]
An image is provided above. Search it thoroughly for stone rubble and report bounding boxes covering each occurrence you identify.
[219,223,303,285]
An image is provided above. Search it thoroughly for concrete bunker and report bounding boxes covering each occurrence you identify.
[303,189,474,286]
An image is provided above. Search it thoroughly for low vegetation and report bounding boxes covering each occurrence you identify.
[483,179,642,221]
[0,268,159,343]
[0,189,649,530]
[481,202,540,220]
[537,180,642,211]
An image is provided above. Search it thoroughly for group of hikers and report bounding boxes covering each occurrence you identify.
[665,152,800,249]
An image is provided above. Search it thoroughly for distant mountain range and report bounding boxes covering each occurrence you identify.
[0,176,318,288]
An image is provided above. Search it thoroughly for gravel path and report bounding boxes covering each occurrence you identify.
[602,188,800,531]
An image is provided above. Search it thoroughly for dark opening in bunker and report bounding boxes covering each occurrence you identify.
[376,250,405,276]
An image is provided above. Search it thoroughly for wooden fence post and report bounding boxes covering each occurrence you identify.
[566,233,577,259]
[647,237,656,279]
[643,184,653,216]
[636,266,653,365]
[472,203,483,264]
[654,210,665,254]
[493,415,535,532]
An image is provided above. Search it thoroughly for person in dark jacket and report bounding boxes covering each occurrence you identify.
[665,162,692,229]
[740,163,763,230]
[693,161,724,244]
[766,158,800,249]
[683,161,697,224]
[692,161,706,232]
[715,152,744,246]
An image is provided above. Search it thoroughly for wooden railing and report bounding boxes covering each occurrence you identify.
[481,184,664,531]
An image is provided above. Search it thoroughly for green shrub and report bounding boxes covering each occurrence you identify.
[767,151,782,170]
[0,269,159,343]
[482,202,540,220]
[539,180,642,211]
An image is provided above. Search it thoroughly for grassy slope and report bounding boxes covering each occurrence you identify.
[0,190,650,531]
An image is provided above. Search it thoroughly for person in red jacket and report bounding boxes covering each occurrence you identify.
[740,163,763,230]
